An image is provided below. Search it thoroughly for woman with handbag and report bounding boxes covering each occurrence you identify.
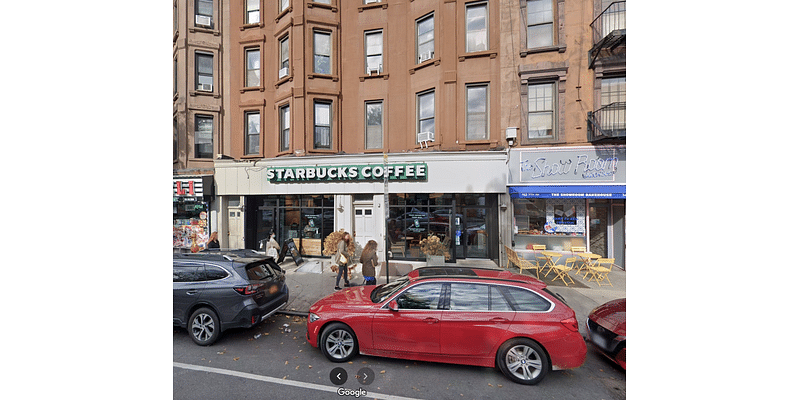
[334,232,355,290]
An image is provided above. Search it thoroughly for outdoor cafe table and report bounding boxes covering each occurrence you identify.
[576,252,601,277]
[540,251,563,278]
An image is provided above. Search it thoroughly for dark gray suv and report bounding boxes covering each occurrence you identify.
[173,251,289,345]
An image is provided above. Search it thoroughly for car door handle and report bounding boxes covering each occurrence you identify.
[424,317,439,324]
[186,290,199,295]
[490,317,509,323]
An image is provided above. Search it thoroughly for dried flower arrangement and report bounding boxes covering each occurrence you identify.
[419,234,451,260]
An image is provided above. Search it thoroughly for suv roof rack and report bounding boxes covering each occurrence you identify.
[173,249,273,262]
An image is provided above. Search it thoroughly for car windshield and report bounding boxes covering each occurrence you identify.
[370,276,410,303]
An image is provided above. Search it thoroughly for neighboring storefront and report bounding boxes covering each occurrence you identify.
[173,176,215,250]
[214,152,508,263]
[508,146,626,269]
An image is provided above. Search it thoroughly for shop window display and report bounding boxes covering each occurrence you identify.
[173,202,209,250]
[513,198,585,251]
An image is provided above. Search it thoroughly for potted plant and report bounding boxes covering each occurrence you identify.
[419,234,451,266]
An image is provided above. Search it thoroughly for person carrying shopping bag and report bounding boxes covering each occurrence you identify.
[334,232,355,290]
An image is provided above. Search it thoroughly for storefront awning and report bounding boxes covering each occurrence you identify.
[509,185,625,199]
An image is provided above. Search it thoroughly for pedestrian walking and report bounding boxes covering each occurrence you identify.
[335,232,355,290]
[206,231,220,249]
[359,240,378,285]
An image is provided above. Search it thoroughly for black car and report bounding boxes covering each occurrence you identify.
[173,251,289,345]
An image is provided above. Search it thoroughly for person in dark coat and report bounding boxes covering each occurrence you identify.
[206,231,220,249]
[359,240,379,285]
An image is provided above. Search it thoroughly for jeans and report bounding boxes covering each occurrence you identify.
[335,263,349,286]
[363,276,376,285]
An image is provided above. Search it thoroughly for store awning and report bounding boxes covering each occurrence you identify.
[509,185,625,199]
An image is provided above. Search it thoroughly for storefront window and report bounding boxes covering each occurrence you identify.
[513,198,586,251]
[248,195,334,257]
[173,200,209,249]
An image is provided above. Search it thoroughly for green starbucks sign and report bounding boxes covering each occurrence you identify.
[265,163,428,183]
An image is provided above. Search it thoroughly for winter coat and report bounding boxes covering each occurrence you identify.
[359,249,378,278]
[336,240,354,267]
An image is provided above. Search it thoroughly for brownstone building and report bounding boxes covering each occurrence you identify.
[182,0,626,269]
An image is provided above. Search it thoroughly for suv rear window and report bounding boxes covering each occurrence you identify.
[245,262,275,280]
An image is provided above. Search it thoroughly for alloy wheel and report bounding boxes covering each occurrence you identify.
[505,344,543,381]
[325,329,355,360]
[192,313,215,342]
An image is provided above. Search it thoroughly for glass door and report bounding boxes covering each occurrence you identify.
[589,202,609,257]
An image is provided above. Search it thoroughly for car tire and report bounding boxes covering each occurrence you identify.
[496,338,551,385]
[320,323,358,362]
[189,307,220,346]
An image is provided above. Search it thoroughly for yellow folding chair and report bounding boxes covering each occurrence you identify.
[505,246,541,279]
[589,258,615,287]
[550,257,576,286]
[570,246,586,256]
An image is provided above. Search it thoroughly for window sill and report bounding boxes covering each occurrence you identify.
[308,73,339,82]
[240,86,266,94]
[240,22,264,31]
[308,2,338,12]
[241,154,263,159]
[190,90,220,99]
[409,58,440,75]
[275,75,294,88]
[359,73,389,82]
[275,7,292,23]
[358,2,387,12]
[189,26,219,36]
[458,50,497,62]
[520,45,566,57]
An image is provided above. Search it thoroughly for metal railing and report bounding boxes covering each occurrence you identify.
[589,1,626,68]
[587,102,626,141]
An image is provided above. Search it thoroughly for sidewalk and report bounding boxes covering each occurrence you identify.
[277,256,626,328]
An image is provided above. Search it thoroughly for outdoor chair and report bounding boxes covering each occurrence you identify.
[589,258,615,287]
[550,256,576,286]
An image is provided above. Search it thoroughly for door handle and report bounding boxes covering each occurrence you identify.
[490,317,508,323]
[424,317,439,324]
[186,290,199,295]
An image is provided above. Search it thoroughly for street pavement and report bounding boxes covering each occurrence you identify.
[277,255,626,337]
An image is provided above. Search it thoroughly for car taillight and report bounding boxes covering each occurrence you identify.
[561,318,579,332]
[234,284,262,295]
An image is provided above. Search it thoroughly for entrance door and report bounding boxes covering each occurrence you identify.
[227,200,244,249]
[589,203,609,257]
[612,204,625,270]
[354,205,377,249]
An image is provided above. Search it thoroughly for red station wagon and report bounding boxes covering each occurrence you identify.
[307,267,586,385]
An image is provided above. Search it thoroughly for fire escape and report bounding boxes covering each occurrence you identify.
[587,1,626,142]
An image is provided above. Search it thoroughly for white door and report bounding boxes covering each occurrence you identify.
[354,205,377,249]
[227,206,244,249]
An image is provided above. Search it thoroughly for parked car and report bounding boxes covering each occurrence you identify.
[173,251,289,345]
[586,298,626,369]
[307,266,586,385]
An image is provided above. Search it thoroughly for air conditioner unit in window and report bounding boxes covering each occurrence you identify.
[279,67,289,78]
[418,51,433,63]
[365,0,381,4]
[198,83,213,92]
[195,15,212,27]
[367,65,382,75]
[417,131,434,148]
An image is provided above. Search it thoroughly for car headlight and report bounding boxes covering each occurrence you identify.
[308,313,320,323]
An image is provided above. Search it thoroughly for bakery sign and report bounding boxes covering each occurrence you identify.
[266,163,428,183]
[513,146,625,184]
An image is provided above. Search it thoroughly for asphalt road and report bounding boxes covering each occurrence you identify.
[173,314,625,400]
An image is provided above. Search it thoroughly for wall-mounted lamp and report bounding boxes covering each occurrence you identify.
[500,203,508,212]
[505,127,518,147]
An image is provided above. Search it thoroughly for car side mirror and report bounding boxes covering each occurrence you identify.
[387,300,399,312]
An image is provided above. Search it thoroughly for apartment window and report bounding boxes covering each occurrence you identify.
[527,82,554,139]
[195,115,213,158]
[314,101,332,149]
[245,111,260,155]
[315,0,331,4]
[417,90,435,140]
[365,101,383,149]
[526,0,553,48]
[416,14,435,63]
[365,30,383,74]
[173,57,178,96]
[195,0,213,27]
[173,117,178,161]
[195,52,213,91]
[246,0,259,24]
[245,48,260,87]
[280,0,290,12]
[601,76,626,131]
[466,84,488,140]
[313,31,332,75]
[279,36,290,77]
[466,2,488,53]
[279,104,290,151]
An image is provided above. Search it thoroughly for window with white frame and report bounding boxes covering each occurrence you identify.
[526,0,553,48]
[466,2,488,53]
[245,111,260,155]
[195,115,213,158]
[279,104,290,151]
[195,52,213,92]
[313,31,332,75]
[417,90,435,140]
[527,82,554,139]
[365,30,383,74]
[466,84,488,140]
[195,0,213,27]
[245,48,260,87]
[416,14,434,63]
[246,0,259,24]
[279,36,289,77]
[365,101,383,149]
[314,101,332,149]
